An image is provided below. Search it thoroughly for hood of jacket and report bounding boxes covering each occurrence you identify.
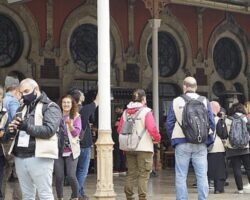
[126,102,146,115]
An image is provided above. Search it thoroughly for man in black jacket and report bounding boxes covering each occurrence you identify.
[7,78,62,200]
[69,89,98,200]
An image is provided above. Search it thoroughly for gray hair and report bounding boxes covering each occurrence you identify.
[183,76,197,92]
[20,78,39,90]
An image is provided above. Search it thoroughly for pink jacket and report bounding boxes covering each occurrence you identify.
[117,102,161,143]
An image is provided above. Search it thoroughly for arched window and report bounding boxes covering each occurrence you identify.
[213,37,242,80]
[70,24,98,73]
[147,32,180,77]
[0,14,23,68]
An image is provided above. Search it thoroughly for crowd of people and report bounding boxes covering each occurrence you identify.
[1,75,250,200]
[0,76,98,200]
[166,76,250,200]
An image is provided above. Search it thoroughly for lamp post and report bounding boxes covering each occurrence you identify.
[94,0,116,199]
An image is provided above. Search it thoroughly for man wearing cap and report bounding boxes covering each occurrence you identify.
[3,76,22,200]
[3,76,21,124]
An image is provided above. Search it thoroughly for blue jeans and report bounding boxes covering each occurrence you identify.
[175,143,208,200]
[76,147,91,197]
[15,157,54,200]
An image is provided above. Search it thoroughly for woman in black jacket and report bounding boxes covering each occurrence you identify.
[225,103,250,194]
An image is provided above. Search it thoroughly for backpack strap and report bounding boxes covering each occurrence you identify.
[181,94,191,102]
[125,107,148,141]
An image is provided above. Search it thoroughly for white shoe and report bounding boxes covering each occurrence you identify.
[244,183,250,193]
[243,183,250,190]
[235,190,244,194]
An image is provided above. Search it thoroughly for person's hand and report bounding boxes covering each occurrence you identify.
[0,130,4,138]
[152,138,159,144]
[11,117,28,131]
[65,119,74,132]
[7,122,18,137]
[17,118,28,131]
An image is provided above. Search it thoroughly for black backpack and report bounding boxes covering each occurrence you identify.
[216,118,228,139]
[178,94,209,144]
[228,114,250,149]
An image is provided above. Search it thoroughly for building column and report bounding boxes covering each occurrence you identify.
[94,0,116,200]
[149,19,161,129]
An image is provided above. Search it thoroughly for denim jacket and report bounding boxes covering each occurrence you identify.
[3,92,20,124]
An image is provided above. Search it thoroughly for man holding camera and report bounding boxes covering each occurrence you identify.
[7,78,62,200]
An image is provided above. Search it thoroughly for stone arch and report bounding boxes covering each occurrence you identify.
[139,8,193,89]
[0,3,40,82]
[207,15,249,100]
[60,4,124,92]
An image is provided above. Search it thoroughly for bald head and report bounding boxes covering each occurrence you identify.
[210,101,220,115]
[183,76,197,93]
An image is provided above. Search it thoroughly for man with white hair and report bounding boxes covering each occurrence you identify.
[167,76,215,200]
[6,78,62,200]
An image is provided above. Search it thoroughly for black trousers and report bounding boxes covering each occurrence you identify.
[113,144,126,171]
[230,154,250,190]
[208,153,226,192]
[0,155,5,199]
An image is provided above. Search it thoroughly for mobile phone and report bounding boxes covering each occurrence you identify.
[15,112,23,120]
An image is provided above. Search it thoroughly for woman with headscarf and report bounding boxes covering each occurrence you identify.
[207,101,227,194]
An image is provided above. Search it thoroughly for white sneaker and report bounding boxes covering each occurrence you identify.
[244,183,250,193]
[243,183,250,190]
[235,190,244,194]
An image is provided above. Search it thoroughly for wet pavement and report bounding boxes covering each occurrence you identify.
[4,167,250,199]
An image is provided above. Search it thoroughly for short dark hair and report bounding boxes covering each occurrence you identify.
[115,105,124,109]
[228,103,247,116]
[132,89,146,102]
[68,89,82,104]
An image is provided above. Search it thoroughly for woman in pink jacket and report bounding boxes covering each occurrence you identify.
[117,89,161,200]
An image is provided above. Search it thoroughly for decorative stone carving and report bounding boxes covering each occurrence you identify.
[44,34,54,52]
[143,0,170,18]
[27,58,37,79]
[196,48,204,63]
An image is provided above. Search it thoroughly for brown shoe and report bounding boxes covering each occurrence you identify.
[79,195,89,200]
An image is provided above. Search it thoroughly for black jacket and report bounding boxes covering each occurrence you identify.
[12,92,62,157]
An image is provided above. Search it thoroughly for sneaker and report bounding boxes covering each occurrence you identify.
[243,183,250,190]
[79,195,89,200]
[235,190,244,194]
[119,171,127,176]
[214,190,224,194]
[150,171,158,178]
[113,171,119,176]
[209,183,214,190]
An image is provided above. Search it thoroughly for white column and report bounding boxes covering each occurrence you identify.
[149,19,161,129]
[95,0,116,199]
